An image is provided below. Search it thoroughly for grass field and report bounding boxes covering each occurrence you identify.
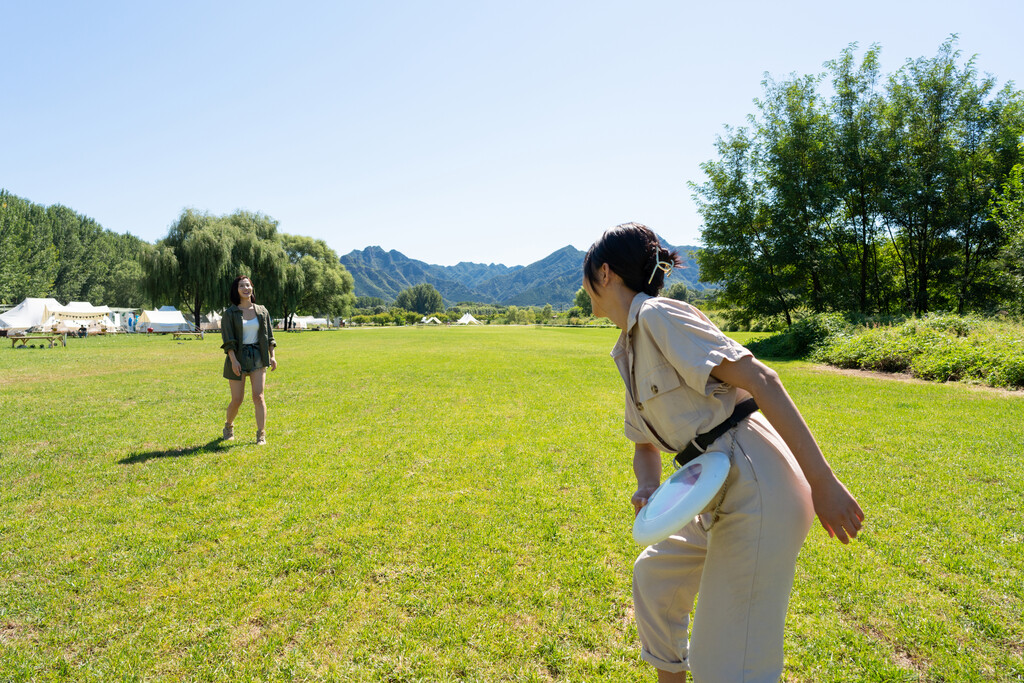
[2,328,1022,682]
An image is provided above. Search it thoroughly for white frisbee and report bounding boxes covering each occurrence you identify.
[632,451,731,546]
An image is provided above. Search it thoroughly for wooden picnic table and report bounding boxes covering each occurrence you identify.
[172,331,205,340]
[10,334,67,349]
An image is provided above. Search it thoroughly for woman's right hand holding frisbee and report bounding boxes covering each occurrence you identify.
[632,485,659,517]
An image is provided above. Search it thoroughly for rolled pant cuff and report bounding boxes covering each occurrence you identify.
[640,648,689,674]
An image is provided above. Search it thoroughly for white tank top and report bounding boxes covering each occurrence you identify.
[241,316,259,345]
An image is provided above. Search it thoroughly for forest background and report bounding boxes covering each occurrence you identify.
[2,39,1023,326]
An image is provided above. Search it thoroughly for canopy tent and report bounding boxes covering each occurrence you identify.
[0,298,62,332]
[44,301,112,322]
[420,316,443,325]
[454,313,481,325]
[138,308,192,333]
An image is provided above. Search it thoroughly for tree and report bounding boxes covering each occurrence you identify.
[0,192,57,303]
[880,37,1001,314]
[395,283,443,315]
[142,210,234,329]
[695,38,1024,320]
[278,234,355,328]
[991,161,1024,311]
[540,303,553,321]
[574,287,592,316]
[694,126,802,325]
[827,43,888,313]
[664,282,689,302]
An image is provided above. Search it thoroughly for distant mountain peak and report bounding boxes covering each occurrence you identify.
[340,242,704,306]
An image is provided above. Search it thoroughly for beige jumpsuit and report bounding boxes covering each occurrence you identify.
[612,294,814,682]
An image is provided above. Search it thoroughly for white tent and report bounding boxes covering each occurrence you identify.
[454,313,481,325]
[291,315,329,329]
[138,308,192,332]
[201,311,222,331]
[421,316,443,325]
[44,301,112,322]
[0,298,62,332]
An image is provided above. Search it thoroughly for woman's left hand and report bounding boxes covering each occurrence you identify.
[808,472,864,544]
[269,356,277,371]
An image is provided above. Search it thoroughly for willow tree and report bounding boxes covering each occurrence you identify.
[142,209,234,328]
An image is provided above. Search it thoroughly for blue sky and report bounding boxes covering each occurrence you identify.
[3,1,1022,266]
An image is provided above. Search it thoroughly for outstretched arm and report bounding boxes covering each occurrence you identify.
[711,355,864,543]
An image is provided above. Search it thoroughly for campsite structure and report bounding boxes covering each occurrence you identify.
[137,306,193,333]
[0,298,63,333]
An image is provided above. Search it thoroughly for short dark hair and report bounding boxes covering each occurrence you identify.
[584,223,683,296]
[228,275,256,306]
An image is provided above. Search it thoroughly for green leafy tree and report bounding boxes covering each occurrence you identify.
[279,234,355,328]
[991,161,1024,311]
[540,303,553,321]
[664,282,689,302]
[827,43,889,313]
[759,72,846,312]
[573,287,592,316]
[223,211,287,310]
[693,126,802,325]
[696,38,1023,320]
[879,37,1009,314]
[395,283,443,315]
[142,209,236,328]
[0,192,58,303]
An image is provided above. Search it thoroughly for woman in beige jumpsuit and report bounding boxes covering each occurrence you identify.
[582,223,863,682]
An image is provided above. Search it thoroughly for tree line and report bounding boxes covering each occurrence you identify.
[0,190,148,307]
[143,209,355,328]
[1,193,356,327]
[694,38,1024,323]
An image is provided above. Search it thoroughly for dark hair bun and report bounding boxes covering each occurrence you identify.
[584,223,683,296]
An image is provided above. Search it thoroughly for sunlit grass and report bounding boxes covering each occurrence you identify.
[1,328,1022,681]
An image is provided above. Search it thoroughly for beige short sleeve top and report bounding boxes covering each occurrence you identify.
[611,293,752,452]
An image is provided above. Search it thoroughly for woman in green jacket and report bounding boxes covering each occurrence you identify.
[221,275,277,445]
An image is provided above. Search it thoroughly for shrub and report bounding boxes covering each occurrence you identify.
[748,313,851,359]
[810,314,1024,388]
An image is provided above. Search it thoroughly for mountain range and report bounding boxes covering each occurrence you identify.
[340,240,705,307]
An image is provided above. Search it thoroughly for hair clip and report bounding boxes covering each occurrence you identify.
[648,259,674,284]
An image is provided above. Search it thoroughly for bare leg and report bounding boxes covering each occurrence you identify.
[226,378,245,426]
[250,368,267,433]
[658,670,687,682]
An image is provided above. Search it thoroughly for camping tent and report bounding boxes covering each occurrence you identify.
[0,298,63,332]
[138,308,192,333]
[454,313,481,325]
[201,311,222,331]
[44,301,112,322]
[290,315,329,329]
[421,316,443,325]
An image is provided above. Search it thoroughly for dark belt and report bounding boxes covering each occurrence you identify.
[674,398,759,468]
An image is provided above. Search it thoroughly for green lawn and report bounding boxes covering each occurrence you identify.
[1,328,1022,681]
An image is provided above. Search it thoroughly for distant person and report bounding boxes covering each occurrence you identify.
[581,223,863,682]
[221,275,277,445]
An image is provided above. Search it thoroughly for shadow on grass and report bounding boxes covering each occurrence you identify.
[119,439,233,465]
